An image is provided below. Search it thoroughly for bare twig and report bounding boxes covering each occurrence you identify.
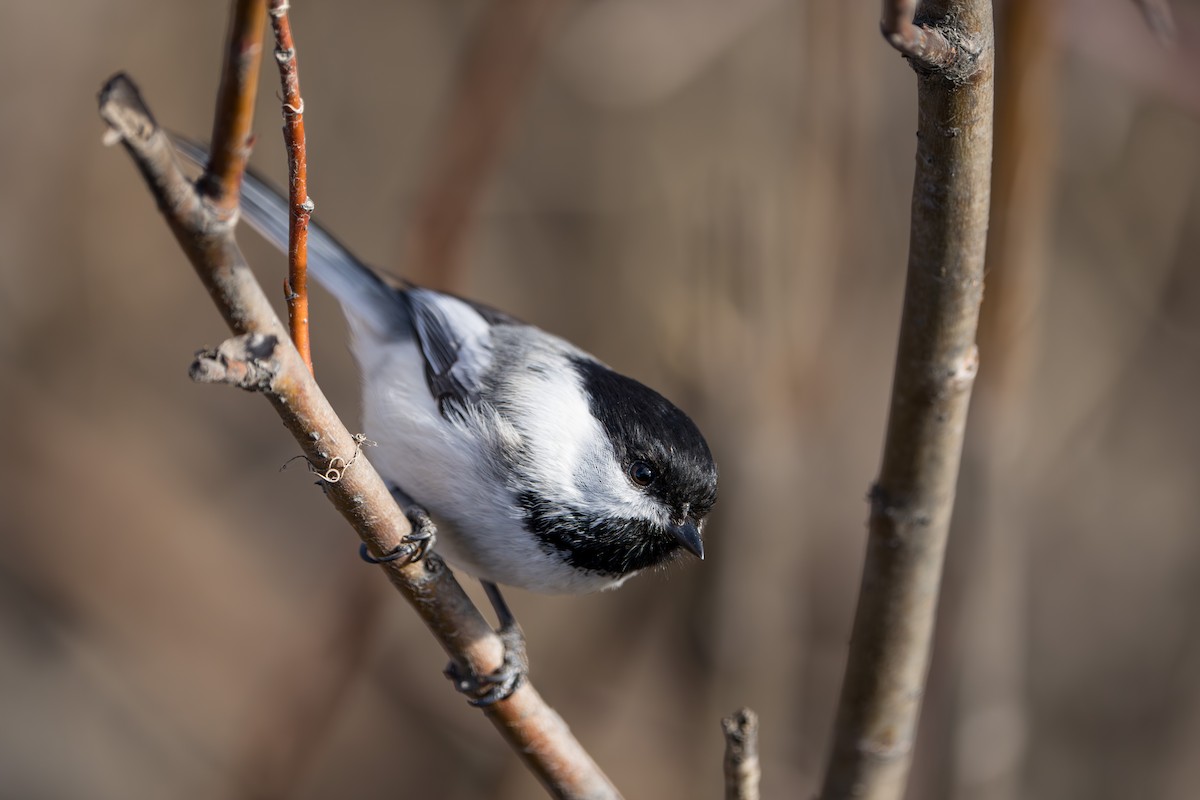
[99,77,283,340]
[818,2,994,800]
[721,708,760,800]
[204,0,267,214]
[880,0,959,73]
[99,71,621,800]
[1132,0,1177,46]
[268,0,313,373]
[190,332,281,390]
[405,0,564,290]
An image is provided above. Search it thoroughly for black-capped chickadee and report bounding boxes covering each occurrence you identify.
[173,140,718,595]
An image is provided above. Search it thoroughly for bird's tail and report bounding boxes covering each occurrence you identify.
[170,136,405,336]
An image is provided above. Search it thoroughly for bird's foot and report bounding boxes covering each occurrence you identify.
[445,581,528,706]
[359,503,436,566]
[445,621,528,707]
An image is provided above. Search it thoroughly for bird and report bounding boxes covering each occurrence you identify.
[172,138,717,599]
[172,138,720,703]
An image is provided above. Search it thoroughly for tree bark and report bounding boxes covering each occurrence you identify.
[818,2,994,798]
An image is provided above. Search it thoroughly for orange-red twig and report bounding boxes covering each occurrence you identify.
[203,0,268,214]
[269,0,313,373]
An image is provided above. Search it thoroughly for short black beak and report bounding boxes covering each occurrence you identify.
[669,518,704,560]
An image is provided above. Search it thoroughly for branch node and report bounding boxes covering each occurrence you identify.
[98,73,158,145]
[312,433,374,483]
[190,333,280,392]
[880,4,985,82]
[948,345,980,392]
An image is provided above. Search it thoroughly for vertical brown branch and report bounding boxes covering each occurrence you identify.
[204,0,268,213]
[818,2,994,799]
[404,0,564,290]
[268,0,313,373]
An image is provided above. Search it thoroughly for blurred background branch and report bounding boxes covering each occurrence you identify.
[403,0,565,290]
[1132,0,1178,45]
[935,0,1057,797]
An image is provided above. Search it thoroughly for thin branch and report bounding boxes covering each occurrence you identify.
[99,78,283,340]
[268,0,313,373]
[1132,0,1177,46]
[404,0,564,290]
[880,0,959,73]
[721,708,760,800]
[819,2,994,800]
[98,72,621,800]
[204,0,268,214]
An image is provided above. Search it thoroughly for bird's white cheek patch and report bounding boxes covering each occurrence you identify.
[512,375,666,525]
[506,366,601,500]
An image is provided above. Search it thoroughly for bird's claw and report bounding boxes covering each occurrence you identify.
[445,622,528,707]
[359,504,436,565]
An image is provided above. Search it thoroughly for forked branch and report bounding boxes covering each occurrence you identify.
[99,67,620,800]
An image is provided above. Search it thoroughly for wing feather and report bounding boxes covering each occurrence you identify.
[405,288,495,417]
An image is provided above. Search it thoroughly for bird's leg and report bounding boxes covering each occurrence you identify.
[362,487,526,705]
[445,580,528,706]
[358,487,437,565]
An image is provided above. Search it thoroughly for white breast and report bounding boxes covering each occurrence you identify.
[350,331,634,593]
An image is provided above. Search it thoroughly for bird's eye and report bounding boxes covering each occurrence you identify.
[628,460,657,487]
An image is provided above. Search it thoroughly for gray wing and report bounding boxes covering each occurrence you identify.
[404,287,497,418]
[170,136,527,417]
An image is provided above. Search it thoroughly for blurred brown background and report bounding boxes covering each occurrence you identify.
[3,1,1199,798]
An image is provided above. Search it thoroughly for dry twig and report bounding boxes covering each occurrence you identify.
[268,0,313,372]
[818,2,994,799]
[721,708,760,800]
